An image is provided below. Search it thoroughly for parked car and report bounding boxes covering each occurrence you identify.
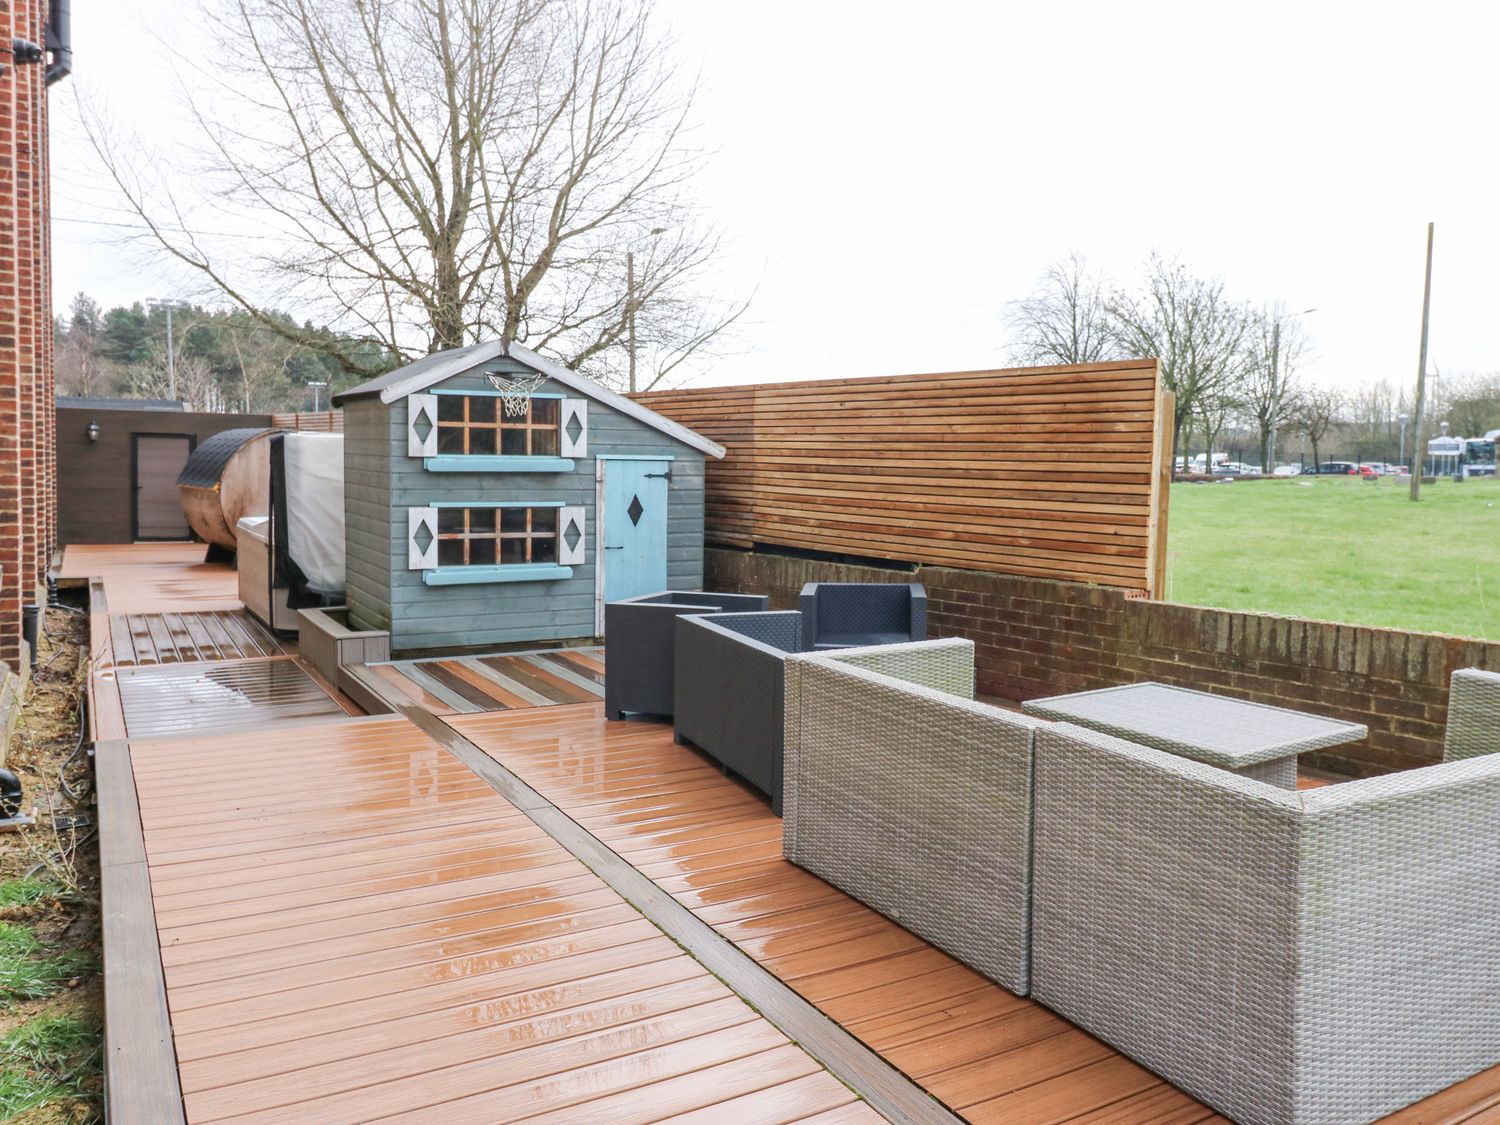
[1272,465,1301,477]
[1318,461,1359,475]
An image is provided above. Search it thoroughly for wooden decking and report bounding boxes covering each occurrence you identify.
[363,647,605,714]
[75,542,1500,1124]
[451,706,1500,1125]
[106,609,289,667]
[58,543,242,615]
[125,716,876,1123]
[452,706,1213,1124]
[113,659,351,738]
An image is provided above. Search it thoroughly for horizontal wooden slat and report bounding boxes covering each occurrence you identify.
[636,360,1165,589]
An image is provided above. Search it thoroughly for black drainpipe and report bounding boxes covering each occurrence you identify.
[44,0,69,85]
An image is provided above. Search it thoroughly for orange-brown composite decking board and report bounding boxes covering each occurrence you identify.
[452,704,1500,1125]
[74,542,1500,1124]
[59,543,244,615]
[128,716,874,1123]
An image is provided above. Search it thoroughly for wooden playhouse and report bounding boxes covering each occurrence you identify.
[332,341,724,653]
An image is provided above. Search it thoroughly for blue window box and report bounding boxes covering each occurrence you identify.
[423,455,575,473]
[422,564,574,586]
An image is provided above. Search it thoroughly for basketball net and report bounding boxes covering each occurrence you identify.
[486,371,548,417]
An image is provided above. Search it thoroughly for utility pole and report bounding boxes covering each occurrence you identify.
[626,250,637,394]
[148,297,186,402]
[163,304,177,401]
[1410,222,1435,501]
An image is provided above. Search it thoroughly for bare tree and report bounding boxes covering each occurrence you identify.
[1292,384,1343,471]
[1195,393,1240,470]
[83,0,745,389]
[1242,304,1312,471]
[1107,253,1250,460]
[1339,378,1409,462]
[123,341,226,411]
[223,318,303,412]
[56,292,106,397]
[1004,252,1116,366]
[1429,370,1500,439]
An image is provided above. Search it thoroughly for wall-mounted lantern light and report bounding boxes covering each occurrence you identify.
[86,420,100,443]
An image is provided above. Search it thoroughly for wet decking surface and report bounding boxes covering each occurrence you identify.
[75,542,1500,1124]
[107,609,290,667]
[365,647,605,714]
[132,716,875,1123]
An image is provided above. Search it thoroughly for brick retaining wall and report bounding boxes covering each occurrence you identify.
[706,548,1497,777]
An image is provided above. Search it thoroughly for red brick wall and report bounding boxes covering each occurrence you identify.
[706,548,1492,778]
[0,0,57,670]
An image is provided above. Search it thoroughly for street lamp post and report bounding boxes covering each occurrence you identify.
[1398,412,1410,470]
[308,381,329,413]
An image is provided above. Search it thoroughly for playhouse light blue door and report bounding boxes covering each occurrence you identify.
[602,459,669,603]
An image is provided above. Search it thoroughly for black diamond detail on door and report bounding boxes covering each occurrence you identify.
[412,408,433,444]
[627,495,644,526]
[565,414,584,445]
[564,523,582,553]
[413,521,434,554]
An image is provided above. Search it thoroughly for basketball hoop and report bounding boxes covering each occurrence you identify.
[486,370,547,417]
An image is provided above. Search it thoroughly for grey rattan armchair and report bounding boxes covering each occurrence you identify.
[603,591,769,719]
[1443,667,1500,761]
[782,639,1045,995]
[1031,722,1500,1125]
[798,582,927,651]
[673,610,801,814]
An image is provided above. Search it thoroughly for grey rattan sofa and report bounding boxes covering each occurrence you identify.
[604,591,769,719]
[798,582,926,650]
[782,639,1045,994]
[673,611,801,814]
[1030,719,1500,1125]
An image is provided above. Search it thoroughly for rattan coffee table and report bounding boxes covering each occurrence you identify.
[1022,681,1367,788]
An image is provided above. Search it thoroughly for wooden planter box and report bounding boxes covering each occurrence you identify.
[298,606,390,698]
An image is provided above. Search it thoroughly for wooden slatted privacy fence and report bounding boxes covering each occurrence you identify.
[637,359,1173,593]
[270,410,343,432]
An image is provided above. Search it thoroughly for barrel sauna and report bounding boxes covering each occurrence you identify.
[176,428,273,551]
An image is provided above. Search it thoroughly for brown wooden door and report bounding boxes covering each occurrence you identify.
[133,434,194,541]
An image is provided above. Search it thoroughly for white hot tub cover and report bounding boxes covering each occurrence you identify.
[283,433,345,596]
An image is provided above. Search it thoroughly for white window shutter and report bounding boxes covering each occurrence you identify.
[407,393,438,457]
[560,399,588,458]
[558,506,586,565]
[408,507,438,569]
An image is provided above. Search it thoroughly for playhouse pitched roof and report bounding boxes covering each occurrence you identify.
[332,341,725,458]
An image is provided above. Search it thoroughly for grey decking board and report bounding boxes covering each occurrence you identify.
[95,740,188,1125]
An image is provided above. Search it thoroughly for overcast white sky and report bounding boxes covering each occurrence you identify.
[48,1,1500,390]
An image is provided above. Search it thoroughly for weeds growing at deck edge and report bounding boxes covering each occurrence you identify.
[0,607,101,1124]
[1166,475,1500,640]
[0,1012,101,1120]
[0,918,97,1002]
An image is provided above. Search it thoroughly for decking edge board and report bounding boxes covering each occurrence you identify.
[344,668,955,1125]
[96,739,188,1125]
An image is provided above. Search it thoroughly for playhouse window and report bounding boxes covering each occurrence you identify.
[436,395,560,457]
[436,506,559,567]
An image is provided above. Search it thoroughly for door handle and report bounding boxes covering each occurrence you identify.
[604,545,623,550]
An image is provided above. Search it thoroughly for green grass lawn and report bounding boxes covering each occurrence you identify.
[1165,474,1500,640]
